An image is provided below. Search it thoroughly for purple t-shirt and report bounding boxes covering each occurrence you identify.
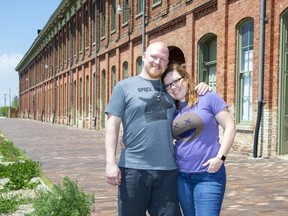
[172,91,227,173]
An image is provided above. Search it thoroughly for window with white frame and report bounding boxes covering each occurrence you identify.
[93,72,96,116]
[80,78,83,117]
[111,66,116,91]
[123,0,129,24]
[137,0,143,15]
[101,0,106,37]
[111,0,116,32]
[123,61,128,79]
[198,35,217,92]
[237,20,254,123]
[136,57,143,74]
[86,75,89,117]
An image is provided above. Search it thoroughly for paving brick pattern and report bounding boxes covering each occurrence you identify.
[0,118,287,216]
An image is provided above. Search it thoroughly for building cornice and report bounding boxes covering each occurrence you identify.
[15,0,80,73]
[192,0,217,20]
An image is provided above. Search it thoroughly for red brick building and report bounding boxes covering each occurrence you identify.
[16,0,288,158]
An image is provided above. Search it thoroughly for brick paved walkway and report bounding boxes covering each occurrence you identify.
[0,118,287,215]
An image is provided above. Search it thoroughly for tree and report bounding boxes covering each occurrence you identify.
[11,96,19,108]
[0,106,9,117]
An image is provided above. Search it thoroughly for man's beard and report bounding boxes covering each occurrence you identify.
[145,65,163,79]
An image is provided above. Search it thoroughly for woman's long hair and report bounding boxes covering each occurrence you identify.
[162,63,198,109]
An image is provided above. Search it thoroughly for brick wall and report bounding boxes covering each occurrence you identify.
[16,0,288,157]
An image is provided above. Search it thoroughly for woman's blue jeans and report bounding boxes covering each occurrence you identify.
[178,165,226,216]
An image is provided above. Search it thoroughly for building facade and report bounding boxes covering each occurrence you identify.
[16,0,288,158]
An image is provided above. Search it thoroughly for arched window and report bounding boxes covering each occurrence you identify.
[79,78,83,117]
[198,34,217,92]
[237,19,254,123]
[111,66,116,91]
[136,57,142,74]
[101,69,106,128]
[73,80,77,125]
[123,61,128,78]
[86,75,89,117]
[93,72,96,116]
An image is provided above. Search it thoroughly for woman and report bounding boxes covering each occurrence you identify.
[161,63,236,216]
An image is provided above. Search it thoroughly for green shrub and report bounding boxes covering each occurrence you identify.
[0,194,31,214]
[0,194,20,213]
[28,177,94,216]
[0,132,93,215]
[0,160,42,191]
[0,136,24,162]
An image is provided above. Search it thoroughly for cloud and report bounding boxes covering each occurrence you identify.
[0,53,23,106]
[0,53,23,73]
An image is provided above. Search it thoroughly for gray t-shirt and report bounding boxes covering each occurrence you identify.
[105,75,177,170]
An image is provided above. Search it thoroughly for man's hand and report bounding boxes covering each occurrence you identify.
[106,162,121,186]
[194,82,212,95]
[105,115,122,186]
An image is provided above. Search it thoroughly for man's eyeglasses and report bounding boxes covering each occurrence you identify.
[164,77,183,90]
[149,54,168,63]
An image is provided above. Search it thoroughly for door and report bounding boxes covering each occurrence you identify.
[101,70,106,129]
[73,81,77,126]
[279,12,288,154]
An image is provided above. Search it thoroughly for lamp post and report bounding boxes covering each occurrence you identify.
[94,1,99,129]
[9,88,11,108]
[142,0,146,54]
[3,94,7,117]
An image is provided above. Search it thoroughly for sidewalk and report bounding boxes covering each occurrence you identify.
[0,118,287,216]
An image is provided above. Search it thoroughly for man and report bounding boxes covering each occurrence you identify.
[105,42,209,216]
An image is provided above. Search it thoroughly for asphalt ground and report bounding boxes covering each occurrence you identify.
[0,118,287,216]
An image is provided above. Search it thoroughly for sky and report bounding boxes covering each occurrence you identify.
[0,0,62,107]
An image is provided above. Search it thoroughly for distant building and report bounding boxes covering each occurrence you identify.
[15,0,288,158]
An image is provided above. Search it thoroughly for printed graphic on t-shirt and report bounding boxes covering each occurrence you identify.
[137,84,173,123]
[172,112,204,141]
[139,95,173,123]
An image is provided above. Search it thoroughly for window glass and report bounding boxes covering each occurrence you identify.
[198,35,217,92]
[111,0,116,31]
[86,76,89,117]
[137,0,143,15]
[238,20,254,123]
[101,0,106,37]
[123,62,129,78]
[136,57,143,74]
[111,66,116,90]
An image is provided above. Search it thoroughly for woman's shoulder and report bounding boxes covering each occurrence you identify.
[199,91,226,105]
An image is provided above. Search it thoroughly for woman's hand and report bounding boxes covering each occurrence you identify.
[202,157,223,173]
[119,136,126,150]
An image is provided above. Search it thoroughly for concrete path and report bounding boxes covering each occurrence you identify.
[0,118,287,216]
